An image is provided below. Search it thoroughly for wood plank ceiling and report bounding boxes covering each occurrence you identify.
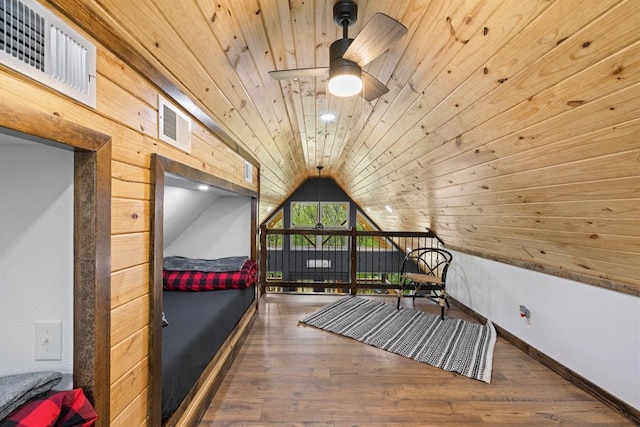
[51,0,640,293]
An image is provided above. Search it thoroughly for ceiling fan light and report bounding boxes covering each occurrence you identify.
[329,73,362,97]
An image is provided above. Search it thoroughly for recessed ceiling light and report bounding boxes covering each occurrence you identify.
[320,112,336,121]
[198,184,209,191]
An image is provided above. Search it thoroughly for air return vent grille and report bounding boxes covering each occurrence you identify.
[158,95,192,153]
[0,0,96,107]
[244,160,253,183]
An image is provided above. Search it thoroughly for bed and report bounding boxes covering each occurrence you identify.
[161,256,257,422]
[0,371,97,426]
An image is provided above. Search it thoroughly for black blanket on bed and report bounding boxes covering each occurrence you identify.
[161,285,255,420]
[163,256,248,272]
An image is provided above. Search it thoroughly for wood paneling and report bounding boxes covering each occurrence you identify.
[111,264,148,310]
[111,328,148,383]
[110,391,148,427]
[111,295,148,347]
[45,0,640,297]
[110,359,148,423]
[3,0,639,423]
[0,96,112,426]
[1,2,257,419]
[111,199,149,234]
[111,233,149,272]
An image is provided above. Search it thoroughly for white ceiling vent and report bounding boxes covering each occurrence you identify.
[244,160,253,183]
[158,95,191,153]
[0,0,96,108]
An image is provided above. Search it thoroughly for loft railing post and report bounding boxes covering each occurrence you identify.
[350,226,357,295]
[259,224,267,294]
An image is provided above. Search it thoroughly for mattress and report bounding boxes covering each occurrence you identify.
[161,285,255,420]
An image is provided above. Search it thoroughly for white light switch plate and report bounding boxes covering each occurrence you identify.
[35,321,62,360]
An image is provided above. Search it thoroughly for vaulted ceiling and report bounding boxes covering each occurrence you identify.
[50,0,640,293]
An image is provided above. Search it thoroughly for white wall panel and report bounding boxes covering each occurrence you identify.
[447,250,640,410]
[0,136,73,376]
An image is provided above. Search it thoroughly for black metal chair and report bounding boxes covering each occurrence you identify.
[397,248,453,320]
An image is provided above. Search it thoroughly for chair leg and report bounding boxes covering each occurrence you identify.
[439,292,448,320]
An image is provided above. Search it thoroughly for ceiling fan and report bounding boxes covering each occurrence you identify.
[269,0,407,102]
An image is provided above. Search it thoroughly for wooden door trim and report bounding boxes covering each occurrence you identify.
[150,154,258,425]
[0,103,111,426]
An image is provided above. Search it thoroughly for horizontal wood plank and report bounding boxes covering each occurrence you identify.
[111,295,149,346]
[110,327,148,383]
[110,358,148,423]
[110,263,148,310]
[111,232,149,272]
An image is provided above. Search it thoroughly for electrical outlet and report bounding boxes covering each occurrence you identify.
[519,305,532,325]
[35,321,62,360]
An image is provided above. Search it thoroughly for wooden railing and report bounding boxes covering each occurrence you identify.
[259,225,443,295]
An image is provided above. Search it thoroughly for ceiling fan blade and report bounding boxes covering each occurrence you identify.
[269,67,329,80]
[343,13,408,67]
[361,71,389,101]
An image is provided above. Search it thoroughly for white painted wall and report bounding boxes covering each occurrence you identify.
[164,192,251,259]
[0,138,74,376]
[447,250,640,410]
[163,186,218,249]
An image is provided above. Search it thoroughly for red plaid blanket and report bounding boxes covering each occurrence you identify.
[0,389,97,427]
[163,259,257,291]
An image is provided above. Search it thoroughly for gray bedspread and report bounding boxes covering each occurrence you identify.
[163,255,248,272]
[0,371,62,420]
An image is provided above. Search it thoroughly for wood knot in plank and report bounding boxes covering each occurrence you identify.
[566,100,586,107]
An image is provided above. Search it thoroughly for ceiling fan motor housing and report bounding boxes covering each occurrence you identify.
[329,37,361,81]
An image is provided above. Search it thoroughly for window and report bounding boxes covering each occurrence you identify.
[291,202,349,249]
[290,201,348,228]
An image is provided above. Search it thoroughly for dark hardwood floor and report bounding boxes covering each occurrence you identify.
[200,293,633,426]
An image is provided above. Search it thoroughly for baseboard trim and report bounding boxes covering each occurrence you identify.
[449,298,640,425]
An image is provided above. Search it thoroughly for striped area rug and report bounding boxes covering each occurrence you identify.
[300,296,497,383]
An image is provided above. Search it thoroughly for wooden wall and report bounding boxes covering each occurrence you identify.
[36,0,639,300]
[0,17,258,427]
[2,0,638,423]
